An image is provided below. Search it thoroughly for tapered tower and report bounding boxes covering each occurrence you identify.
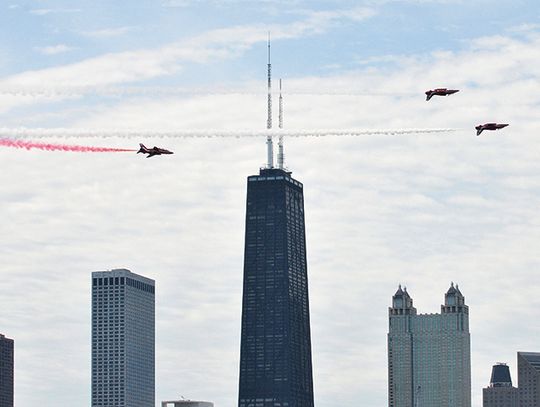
[237,164,314,407]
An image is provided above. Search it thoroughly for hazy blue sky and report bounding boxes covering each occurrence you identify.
[1,1,540,406]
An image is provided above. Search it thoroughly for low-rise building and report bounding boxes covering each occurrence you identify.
[482,363,518,407]
[161,401,213,407]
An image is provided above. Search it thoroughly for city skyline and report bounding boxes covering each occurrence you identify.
[2,1,540,407]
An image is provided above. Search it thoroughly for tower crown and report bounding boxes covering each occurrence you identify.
[390,285,416,315]
[442,282,468,313]
[490,363,513,387]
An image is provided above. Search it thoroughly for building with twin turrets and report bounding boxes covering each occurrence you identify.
[388,283,471,407]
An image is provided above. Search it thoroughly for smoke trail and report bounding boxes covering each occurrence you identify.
[0,138,136,153]
[0,85,417,98]
[0,127,457,139]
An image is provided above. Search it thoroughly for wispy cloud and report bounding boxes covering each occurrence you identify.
[35,45,76,56]
[80,27,132,39]
[162,0,305,6]
[2,12,540,407]
[0,8,376,89]
[29,8,81,16]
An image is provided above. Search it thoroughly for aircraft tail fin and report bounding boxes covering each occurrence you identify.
[137,143,146,154]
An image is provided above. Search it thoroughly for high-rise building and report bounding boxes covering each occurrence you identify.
[388,283,471,407]
[237,166,314,407]
[482,363,518,407]
[0,334,14,407]
[518,352,540,407]
[91,269,155,407]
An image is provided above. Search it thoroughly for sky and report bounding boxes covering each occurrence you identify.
[1,0,540,406]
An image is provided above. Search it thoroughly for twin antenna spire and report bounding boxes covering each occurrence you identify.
[266,33,285,169]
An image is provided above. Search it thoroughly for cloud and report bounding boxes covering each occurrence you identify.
[3,15,540,407]
[35,45,76,56]
[29,8,81,16]
[508,23,540,33]
[0,7,375,90]
[45,29,540,407]
[162,0,305,6]
[80,27,132,39]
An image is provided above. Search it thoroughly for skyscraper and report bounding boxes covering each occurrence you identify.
[388,283,471,407]
[517,352,540,407]
[91,269,155,407]
[0,334,14,407]
[237,166,314,407]
[482,363,518,407]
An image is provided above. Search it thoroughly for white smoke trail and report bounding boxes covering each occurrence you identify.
[0,85,417,98]
[0,127,456,139]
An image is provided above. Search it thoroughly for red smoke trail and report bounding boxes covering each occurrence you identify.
[0,138,136,153]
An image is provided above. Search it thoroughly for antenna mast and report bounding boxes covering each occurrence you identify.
[266,32,273,168]
[277,78,284,169]
[279,79,283,129]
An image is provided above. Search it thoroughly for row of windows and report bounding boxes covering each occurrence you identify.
[93,277,155,294]
[248,175,303,188]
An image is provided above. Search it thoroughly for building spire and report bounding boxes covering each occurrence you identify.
[277,78,285,169]
[267,32,272,130]
[266,32,273,168]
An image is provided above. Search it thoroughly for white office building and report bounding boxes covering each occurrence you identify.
[91,269,155,407]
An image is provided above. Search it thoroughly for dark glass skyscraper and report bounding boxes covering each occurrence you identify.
[0,334,14,407]
[238,167,314,407]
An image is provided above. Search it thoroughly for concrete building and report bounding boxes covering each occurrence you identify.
[518,352,540,407]
[161,401,213,407]
[482,363,518,407]
[91,269,155,407]
[388,283,471,407]
[0,334,14,407]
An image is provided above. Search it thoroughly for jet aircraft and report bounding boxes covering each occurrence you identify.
[425,88,459,101]
[475,123,509,136]
[137,143,174,158]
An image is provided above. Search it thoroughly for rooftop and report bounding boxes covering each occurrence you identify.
[519,352,540,372]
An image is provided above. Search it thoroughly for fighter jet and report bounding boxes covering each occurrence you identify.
[425,88,459,101]
[137,143,174,158]
[475,123,509,136]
